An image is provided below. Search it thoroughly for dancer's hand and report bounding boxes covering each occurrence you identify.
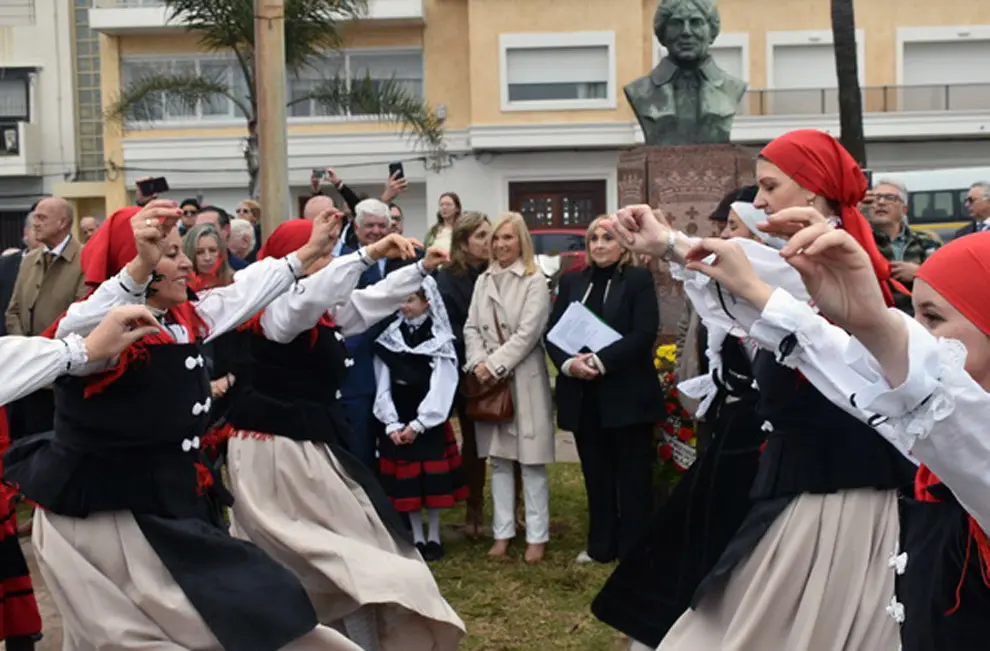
[606,205,673,258]
[758,206,831,238]
[422,247,449,272]
[684,238,773,309]
[297,209,345,268]
[367,234,419,261]
[83,306,161,362]
[779,224,890,333]
[129,200,183,281]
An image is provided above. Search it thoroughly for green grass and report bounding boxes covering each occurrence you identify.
[432,463,623,651]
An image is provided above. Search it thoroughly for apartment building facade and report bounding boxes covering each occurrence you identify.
[68,0,990,239]
[0,0,80,249]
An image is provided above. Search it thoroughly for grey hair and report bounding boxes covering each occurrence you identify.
[354,198,389,227]
[654,0,720,46]
[969,181,990,198]
[229,218,256,248]
[23,213,34,230]
[874,179,908,203]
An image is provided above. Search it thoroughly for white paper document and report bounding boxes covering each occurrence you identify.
[547,302,622,356]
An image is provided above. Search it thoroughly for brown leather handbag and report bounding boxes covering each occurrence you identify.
[462,309,514,423]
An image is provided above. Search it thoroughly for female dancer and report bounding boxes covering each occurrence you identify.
[608,129,916,651]
[591,199,769,649]
[220,220,465,651]
[0,305,158,651]
[4,202,368,650]
[680,217,990,650]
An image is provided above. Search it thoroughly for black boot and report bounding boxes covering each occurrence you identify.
[5,634,39,651]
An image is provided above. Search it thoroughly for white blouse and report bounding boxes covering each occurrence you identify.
[372,352,458,435]
[748,288,989,531]
[259,251,430,342]
[0,334,88,406]
[55,253,305,375]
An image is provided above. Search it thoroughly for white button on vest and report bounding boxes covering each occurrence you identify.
[888,551,908,575]
[191,397,212,416]
[336,390,342,399]
[184,355,205,370]
[761,420,774,433]
[182,438,193,452]
[335,331,345,342]
[344,358,355,368]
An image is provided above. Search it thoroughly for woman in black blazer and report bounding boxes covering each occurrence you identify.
[546,216,663,564]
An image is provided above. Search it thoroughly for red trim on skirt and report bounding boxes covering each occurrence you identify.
[0,406,42,640]
[379,422,469,513]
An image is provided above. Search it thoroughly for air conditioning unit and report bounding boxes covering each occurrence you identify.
[0,124,19,155]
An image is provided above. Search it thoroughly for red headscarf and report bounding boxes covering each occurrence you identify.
[44,206,205,396]
[760,129,906,307]
[915,232,990,336]
[257,220,312,260]
[242,219,332,343]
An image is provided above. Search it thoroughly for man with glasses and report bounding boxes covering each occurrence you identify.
[955,181,990,239]
[179,199,201,236]
[870,179,941,314]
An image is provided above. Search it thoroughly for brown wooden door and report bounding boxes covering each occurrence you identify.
[508,180,606,230]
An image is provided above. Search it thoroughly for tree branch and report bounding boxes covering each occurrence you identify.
[104,71,244,124]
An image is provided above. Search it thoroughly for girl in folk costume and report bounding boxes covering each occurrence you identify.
[694,222,990,651]
[4,202,370,650]
[372,277,468,562]
[218,220,465,651]
[608,129,917,651]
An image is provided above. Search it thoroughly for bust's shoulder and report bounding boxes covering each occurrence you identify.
[719,73,748,101]
[624,73,658,101]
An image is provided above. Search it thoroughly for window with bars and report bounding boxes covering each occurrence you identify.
[288,50,425,118]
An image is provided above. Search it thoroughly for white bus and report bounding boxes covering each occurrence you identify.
[872,167,990,241]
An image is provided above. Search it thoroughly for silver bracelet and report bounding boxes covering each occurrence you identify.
[660,230,677,261]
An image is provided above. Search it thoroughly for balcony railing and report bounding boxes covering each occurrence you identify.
[737,83,990,117]
[93,0,163,7]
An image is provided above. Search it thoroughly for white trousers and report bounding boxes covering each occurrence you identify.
[490,457,549,544]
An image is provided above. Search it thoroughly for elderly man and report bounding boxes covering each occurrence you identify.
[869,179,941,315]
[625,0,747,146]
[79,215,102,243]
[5,196,87,439]
[955,181,990,239]
[336,199,419,471]
[228,218,257,263]
[195,205,248,269]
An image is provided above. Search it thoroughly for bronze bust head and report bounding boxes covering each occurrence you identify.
[625,0,747,146]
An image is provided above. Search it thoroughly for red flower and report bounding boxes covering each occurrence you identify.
[658,443,673,462]
[669,387,679,398]
[665,402,678,414]
[677,427,694,442]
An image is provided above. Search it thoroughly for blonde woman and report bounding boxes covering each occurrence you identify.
[463,212,554,563]
[182,223,233,291]
[546,216,662,565]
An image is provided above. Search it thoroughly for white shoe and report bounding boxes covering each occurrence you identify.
[575,550,594,564]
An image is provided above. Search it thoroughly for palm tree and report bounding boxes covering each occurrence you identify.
[831,0,866,167]
[105,0,445,197]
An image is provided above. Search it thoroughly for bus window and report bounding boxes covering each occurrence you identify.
[910,191,956,223]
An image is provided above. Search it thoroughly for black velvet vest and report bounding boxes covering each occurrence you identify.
[224,323,351,446]
[4,343,217,520]
[748,347,916,500]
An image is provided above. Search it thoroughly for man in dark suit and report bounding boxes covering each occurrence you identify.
[954,181,990,240]
[337,198,417,471]
[0,252,20,337]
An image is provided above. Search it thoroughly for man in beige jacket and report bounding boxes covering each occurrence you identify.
[5,196,87,440]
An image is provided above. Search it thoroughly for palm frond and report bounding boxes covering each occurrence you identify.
[284,0,369,72]
[162,0,254,52]
[306,75,445,154]
[105,71,248,124]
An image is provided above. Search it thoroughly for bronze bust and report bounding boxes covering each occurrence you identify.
[625,0,747,146]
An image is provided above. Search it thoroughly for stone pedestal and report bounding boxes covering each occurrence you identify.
[618,144,758,341]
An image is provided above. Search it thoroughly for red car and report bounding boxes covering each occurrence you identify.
[529,228,587,273]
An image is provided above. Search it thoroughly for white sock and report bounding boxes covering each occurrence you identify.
[427,508,442,544]
[408,511,425,545]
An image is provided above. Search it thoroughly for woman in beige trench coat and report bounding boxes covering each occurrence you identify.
[464,212,555,563]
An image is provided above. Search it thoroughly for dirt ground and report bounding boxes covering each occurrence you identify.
[4,432,580,650]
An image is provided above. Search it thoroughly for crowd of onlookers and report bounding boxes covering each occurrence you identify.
[2,169,989,559]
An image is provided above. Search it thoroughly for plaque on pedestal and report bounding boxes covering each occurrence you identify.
[618,144,758,340]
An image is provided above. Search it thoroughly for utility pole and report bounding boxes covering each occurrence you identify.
[254,0,290,239]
